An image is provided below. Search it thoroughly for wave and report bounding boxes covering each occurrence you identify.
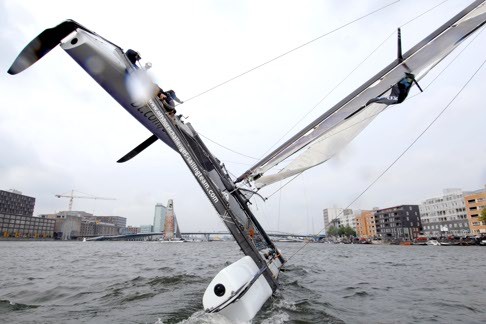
[0,299,39,313]
[343,291,370,299]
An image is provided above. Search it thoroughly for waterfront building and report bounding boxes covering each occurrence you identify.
[323,208,353,231]
[124,226,141,234]
[0,189,35,216]
[96,216,126,228]
[355,210,377,238]
[57,211,94,218]
[153,201,182,237]
[164,199,175,240]
[140,224,153,233]
[464,185,486,235]
[153,203,167,233]
[80,220,118,237]
[375,205,421,241]
[0,189,55,239]
[52,211,123,237]
[419,188,469,236]
[81,215,126,228]
[39,214,81,240]
[0,214,55,239]
[40,211,123,239]
[343,210,357,230]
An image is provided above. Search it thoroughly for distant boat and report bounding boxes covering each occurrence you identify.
[427,240,441,246]
[414,237,428,246]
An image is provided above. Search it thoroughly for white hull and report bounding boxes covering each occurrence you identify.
[203,256,273,322]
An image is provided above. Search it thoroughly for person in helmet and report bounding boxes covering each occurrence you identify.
[125,49,141,65]
[156,86,183,116]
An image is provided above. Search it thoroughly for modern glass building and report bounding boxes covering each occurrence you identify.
[152,203,182,236]
[140,224,153,233]
[153,203,167,233]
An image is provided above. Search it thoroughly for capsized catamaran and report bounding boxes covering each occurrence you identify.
[7,0,486,321]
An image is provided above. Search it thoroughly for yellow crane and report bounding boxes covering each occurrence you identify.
[55,190,116,211]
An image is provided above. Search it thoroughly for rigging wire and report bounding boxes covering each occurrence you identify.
[301,174,312,233]
[199,133,259,160]
[199,28,395,169]
[258,31,396,159]
[186,1,448,163]
[182,1,400,104]
[408,25,485,98]
[258,0,450,159]
[399,0,449,28]
[260,5,481,200]
[266,173,302,199]
[284,53,486,264]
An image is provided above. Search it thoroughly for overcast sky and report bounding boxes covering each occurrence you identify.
[1,0,485,234]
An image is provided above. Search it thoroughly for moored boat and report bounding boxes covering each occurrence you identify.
[426,240,441,246]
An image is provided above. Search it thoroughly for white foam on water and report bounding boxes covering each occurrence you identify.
[176,310,237,324]
[260,312,290,324]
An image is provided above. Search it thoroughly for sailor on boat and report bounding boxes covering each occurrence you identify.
[156,86,183,116]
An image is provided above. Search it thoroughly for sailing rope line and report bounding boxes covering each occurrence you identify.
[408,24,485,99]
[199,133,259,160]
[182,1,400,104]
[258,0,450,159]
[261,20,483,200]
[193,0,450,164]
[284,54,486,264]
[399,0,450,28]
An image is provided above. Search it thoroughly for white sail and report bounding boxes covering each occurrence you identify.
[255,103,386,187]
[245,0,486,188]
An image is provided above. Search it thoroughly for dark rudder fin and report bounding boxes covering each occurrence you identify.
[117,134,158,163]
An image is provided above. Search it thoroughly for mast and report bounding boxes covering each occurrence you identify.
[236,0,486,183]
[139,93,285,290]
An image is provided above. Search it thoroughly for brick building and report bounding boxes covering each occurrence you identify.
[464,187,486,235]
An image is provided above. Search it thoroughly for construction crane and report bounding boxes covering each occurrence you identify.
[55,190,116,211]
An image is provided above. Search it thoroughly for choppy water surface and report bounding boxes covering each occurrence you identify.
[0,241,484,323]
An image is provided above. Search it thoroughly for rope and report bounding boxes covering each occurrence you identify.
[259,0,450,159]
[182,1,400,103]
[285,53,486,264]
[199,133,259,160]
[266,173,303,200]
[400,0,449,28]
[185,0,448,163]
[216,24,484,169]
[258,31,396,159]
[262,21,484,201]
[408,25,485,99]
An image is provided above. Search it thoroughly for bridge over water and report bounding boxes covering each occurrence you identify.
[86,231,324,241]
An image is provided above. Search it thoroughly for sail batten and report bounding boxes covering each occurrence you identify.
[240,0,486,188]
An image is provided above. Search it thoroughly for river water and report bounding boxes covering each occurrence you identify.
[0,241,484,323]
